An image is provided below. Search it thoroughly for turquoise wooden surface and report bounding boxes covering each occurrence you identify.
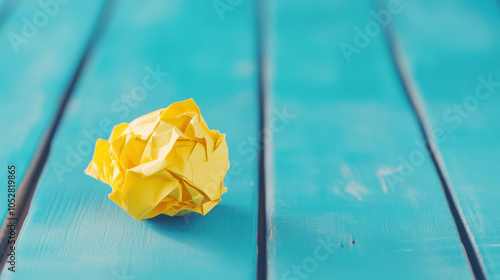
[0,0,105,222]
[389,0,500,277]
[1,0,499,279]
[0,0,13,25]
[265,0,475,279]
[3,0,259,279]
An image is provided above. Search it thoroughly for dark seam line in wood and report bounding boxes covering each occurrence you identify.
[0,0,17,31]
[256,0,268,279]
[377,2,488,279]
[0,0,115,274]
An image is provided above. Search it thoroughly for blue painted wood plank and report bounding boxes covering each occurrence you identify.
[0,0,12,21]
[0,0,12,17]
[3,0,259,279]
[388,0,500,277]
[0,1,105,222]
[265,0,475,279]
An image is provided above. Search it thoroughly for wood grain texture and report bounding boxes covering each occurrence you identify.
[388,0,500,277]
[2,0,259,279]
[264,0,475,279]
[0,0,105,222]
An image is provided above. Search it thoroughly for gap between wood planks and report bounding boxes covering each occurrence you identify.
[0,0,115,274]
[256,0,269,279]
[376,1,488,279]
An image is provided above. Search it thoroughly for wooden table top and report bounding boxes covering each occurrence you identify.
[0,0,499,279]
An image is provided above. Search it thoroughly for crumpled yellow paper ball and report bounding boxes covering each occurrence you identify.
[85,99,229,221]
